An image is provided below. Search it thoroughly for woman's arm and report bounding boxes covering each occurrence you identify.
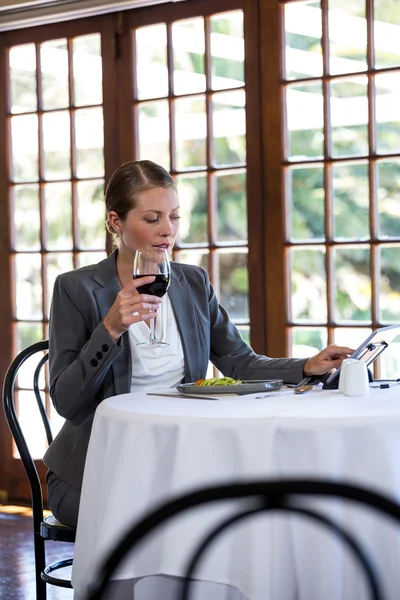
[49,274,123,420]
[49,271,161,420]
[204,270,351,384]
[188,268,306,383]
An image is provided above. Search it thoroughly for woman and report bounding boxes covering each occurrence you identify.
[43,160,352,527]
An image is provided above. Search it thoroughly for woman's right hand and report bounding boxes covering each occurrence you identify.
[103,276,162,342]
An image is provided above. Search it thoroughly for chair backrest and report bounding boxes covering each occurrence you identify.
[85,479,400,600]
[2,340,50,533]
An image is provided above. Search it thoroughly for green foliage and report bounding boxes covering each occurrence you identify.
[379,161,400,237]
[374,0,400,23]
[178,176,207,243]
[46,184,73,249]
[219,253,248,319]
[11,74,36,113]
[377,122,400,154]
[211,14,239,36]
[333,163,369,239]
[239,327,250,345]
[335,286,371,321]
[13,186,40,249]
[286,32,319,53]
[332,124,368,157]
[290,166,324,240]
[178,139,206,169]
[214,134,245,165]
[174,51,204,75]
[78,181,105,248]
[289,91,400,330]
[45,150,70,178]
[212,57,243,83]
[217,171,247,241]
[290,128,324,159]
[293,328,325,351]
[16,323,42,351]
[141,104,159,118]
[229,266,248,293]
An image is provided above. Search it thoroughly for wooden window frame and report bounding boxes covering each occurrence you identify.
[0,0,266,502]
[260,0,400,367]
[0,14,119,500]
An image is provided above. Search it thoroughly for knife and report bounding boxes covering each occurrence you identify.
[147,392,218,401]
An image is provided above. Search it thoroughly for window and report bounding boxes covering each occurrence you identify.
[7,33,107,456]
[281,0,400,377]
[130,10,250,345]
[0,0,256,481]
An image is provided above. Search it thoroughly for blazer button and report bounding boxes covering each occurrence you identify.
[101,344,109,352]
[96,351,103,360]
[90,359,98,367]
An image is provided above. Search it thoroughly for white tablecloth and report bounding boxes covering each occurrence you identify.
[72,385,400,600]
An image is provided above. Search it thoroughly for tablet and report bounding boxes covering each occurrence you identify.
[300,324,400,389]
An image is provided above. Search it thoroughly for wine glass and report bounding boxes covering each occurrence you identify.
[133,247,171,347]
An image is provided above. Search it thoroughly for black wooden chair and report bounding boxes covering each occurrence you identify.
[84,479,400,600]
[2,339,75,600]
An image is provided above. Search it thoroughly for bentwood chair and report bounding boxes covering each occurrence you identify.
[85,479,400,600]
[2,340,75,600]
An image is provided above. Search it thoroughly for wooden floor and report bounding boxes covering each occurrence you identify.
[0,504,74,600]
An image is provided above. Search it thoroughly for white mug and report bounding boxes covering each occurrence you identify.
[338,358,359,393]
[343,360,370,397]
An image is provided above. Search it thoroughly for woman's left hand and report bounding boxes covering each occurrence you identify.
[303,345,354,376]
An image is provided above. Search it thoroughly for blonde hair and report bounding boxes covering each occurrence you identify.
[105,160,177,246]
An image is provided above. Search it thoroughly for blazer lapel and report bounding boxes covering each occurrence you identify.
[169,263,201,383]
[90,254,201,391]
[93,251,131,396]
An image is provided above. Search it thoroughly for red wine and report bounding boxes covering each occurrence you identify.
[134,274,170,297]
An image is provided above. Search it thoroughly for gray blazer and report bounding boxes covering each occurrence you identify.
[43,251,307,490]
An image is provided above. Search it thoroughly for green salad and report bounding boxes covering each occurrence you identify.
[195,377,242,387]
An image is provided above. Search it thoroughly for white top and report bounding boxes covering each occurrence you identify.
[128,293,185,393]
[73,385,400,600]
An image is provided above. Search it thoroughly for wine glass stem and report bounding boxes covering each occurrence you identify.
[149,317,157,343]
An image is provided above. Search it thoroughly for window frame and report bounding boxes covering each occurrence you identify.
[0,0,266,503]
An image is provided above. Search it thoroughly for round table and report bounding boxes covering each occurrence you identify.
[72,385,400,600]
